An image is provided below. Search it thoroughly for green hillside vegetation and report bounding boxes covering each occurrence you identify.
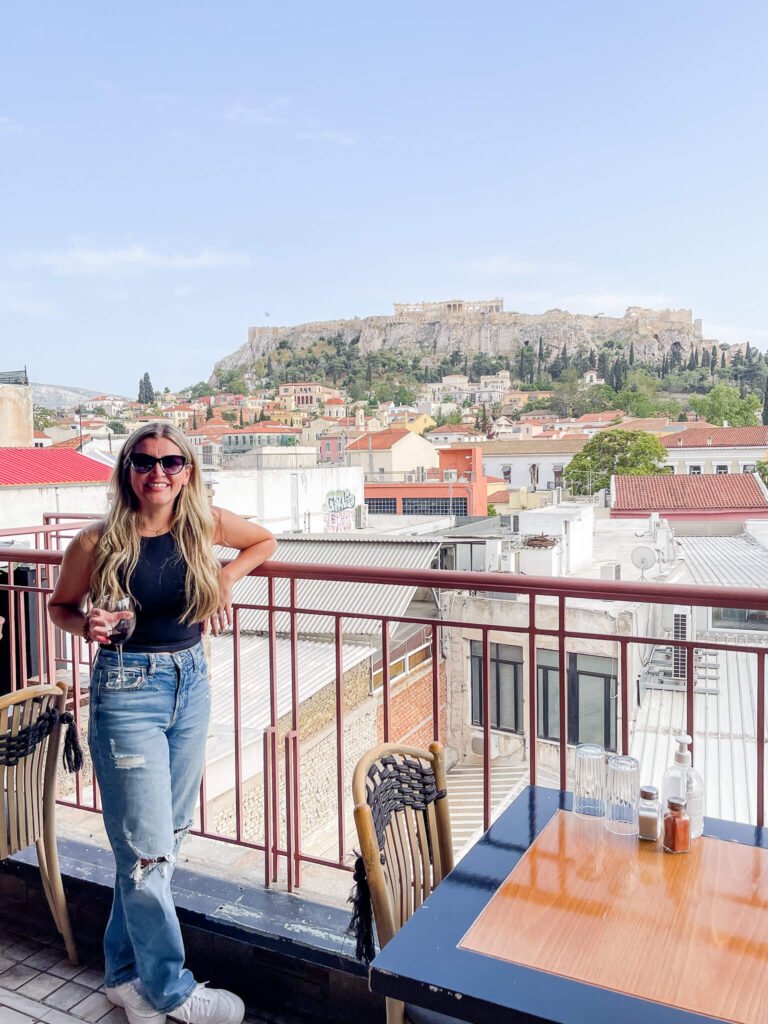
[195,334,767,423]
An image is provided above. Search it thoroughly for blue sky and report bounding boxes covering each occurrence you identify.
[2,1,767,395]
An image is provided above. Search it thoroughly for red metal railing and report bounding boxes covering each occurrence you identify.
[2,541,768,892]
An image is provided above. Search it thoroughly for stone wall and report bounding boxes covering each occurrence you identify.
[0,383,33,446]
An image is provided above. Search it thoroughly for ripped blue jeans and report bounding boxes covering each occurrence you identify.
[89,642,210,1014]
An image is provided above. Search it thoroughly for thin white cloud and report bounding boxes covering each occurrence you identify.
[296,130,355,147]
[0,296,53,317]
[0,116,21,134]
[17,244,250,275]
[463,255,576,276]
[226,97,292,126]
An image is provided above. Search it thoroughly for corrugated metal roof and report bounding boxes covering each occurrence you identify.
[679,536,768,589]
[218,535,440,636]
[631,647,763,825]
[0,448,112,485]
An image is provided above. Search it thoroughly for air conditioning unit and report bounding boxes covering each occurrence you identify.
[672,606,693,680]
[601,562,621,581]
[444,469,458,482]
[355,504,368,529]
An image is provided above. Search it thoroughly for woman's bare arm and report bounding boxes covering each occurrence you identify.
[210,508,277,634]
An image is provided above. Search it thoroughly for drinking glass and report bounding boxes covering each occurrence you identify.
[573,743,605,817]
[96,594,136,683]
[604,754,640,835]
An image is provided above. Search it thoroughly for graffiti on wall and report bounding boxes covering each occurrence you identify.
[324,488,356,532]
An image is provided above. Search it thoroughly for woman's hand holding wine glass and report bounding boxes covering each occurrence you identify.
[86,600,136,646]
[88,595,136,683]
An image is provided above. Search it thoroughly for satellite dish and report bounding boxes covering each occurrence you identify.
[631,546,657,581]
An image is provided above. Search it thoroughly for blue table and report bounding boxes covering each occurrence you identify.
[369,785,766,1024]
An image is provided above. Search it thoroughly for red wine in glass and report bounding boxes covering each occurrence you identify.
[97,595,136,681]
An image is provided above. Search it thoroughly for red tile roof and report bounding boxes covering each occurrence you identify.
[345,430,416,451]
[52,434,93,449]
[425,424,483,435]
[0,448,112,486]
[575,410,625,423]
[661,426,768,449]
[613,473,768,512]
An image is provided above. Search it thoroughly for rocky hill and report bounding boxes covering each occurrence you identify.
[212,302,744,379]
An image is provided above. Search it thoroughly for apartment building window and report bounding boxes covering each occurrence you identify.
[470,641,523,734]
[688,465,702,475]
[537,650,617,750]
[743,464,757,473]
[715,465,729,474]
[365,497,396,514]
[402,497,468,515]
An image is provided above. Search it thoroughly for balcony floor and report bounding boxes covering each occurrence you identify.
[0,908,302,1024]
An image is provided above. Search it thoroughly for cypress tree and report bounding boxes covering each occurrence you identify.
[687,350,696,371]
[701,348,710,369]
[721,352,726,369]
[661,354,668,377]
[629,340,635,366]
[694,348,700,368]
[711,344,718,370]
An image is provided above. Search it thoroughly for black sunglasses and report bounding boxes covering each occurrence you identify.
[129,453,188,475]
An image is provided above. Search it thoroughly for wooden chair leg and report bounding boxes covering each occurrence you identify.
[40,832,78,965]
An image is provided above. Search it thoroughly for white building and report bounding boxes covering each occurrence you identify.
[211,464,365,534]
[662,426,768,476]
[477,438,587,491]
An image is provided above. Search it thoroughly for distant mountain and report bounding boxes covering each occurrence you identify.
[30,382,126,410]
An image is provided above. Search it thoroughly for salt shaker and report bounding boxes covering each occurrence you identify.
[638,785,661,841]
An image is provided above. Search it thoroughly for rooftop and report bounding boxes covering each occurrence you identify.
[345,430,417,451]
[613,473,768,513]
[661,426,768,448]
[0,448,112,486]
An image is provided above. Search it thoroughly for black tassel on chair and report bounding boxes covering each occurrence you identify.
[347,853,375,965]
[58,712,84,773]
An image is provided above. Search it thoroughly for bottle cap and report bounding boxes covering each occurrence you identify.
[640,785,658,800]
[673,735,692,767]
[667,795,686,811]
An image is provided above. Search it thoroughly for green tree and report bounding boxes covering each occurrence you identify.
[221,410,238,424]
[757,461,768,487]
[564,430,669,495]
[689,383,761,426]
[138,372,155,404]
[33,406,56,431]
[762,381,768,426]
[107,419,127,434]
[711,344,718,371]
[205,405,214,420]
[629,340,635,366]
[190,381,215,399]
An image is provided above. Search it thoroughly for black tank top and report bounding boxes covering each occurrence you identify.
[120,533,202,652]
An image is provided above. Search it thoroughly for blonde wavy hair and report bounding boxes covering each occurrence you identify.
[91,422,221,623]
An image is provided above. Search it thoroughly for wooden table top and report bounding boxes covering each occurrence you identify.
[460,809,768,1024]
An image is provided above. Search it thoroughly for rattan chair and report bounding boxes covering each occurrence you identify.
[0,682,78,963]
[352,742,460,1024]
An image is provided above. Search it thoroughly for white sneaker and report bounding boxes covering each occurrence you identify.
[168,983,244,1024]
[105,979,166,1024]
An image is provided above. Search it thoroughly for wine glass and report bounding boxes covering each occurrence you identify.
[96,594,136,683]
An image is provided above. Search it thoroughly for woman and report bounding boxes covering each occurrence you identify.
[49,422,276,1024]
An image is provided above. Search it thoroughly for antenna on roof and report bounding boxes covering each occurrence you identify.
[631,546,657,582]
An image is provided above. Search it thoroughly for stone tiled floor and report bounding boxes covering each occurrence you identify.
[0,918,295,1024]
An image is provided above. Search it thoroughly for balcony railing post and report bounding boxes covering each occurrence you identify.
[381,621,391,741]
[558,597,567,790]
[620,639,629,756]
[758,653,765,829]
[334,617,345,865]
[232,606,243,843]
[431,625,440,743]
[528,593,537,786]
[482,627,491,832]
